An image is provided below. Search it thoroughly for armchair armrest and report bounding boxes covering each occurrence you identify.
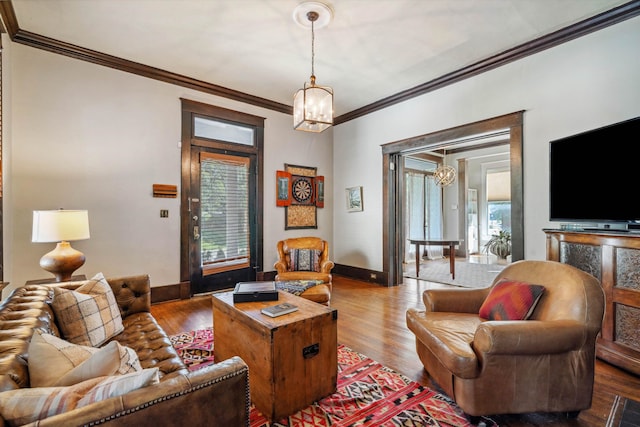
[473,320,586,355]
[423,288,491,314]
[274,260,288,274]
[319,260,335,274]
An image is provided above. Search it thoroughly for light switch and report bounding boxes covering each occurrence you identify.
[160,210,169,218]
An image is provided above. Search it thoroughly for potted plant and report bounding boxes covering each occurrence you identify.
[484,230,512,261]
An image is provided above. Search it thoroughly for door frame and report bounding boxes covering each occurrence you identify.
[180,98,265,293]
[382,111,524,286]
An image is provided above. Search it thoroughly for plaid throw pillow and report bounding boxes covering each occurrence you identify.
[289,249,321,272]
[479,278,545,321]
[51,272,124,347]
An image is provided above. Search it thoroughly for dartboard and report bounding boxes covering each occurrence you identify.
[292,177,313,204]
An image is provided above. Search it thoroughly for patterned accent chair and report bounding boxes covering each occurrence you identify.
[274,237,334,305]
[406,260,605,418]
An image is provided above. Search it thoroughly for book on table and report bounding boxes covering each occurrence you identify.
[261,302,299,318]
[233,281,279,303]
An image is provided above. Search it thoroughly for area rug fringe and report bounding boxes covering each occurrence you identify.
[171,328,496,427]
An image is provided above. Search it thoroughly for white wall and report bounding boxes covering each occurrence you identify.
[333,16,640,271]
[3,37,333,293]
[3,15,640,292]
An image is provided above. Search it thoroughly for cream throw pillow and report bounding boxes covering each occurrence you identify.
[28,331,142,387]
[51,272,124,347]
[77,368,159,407]
[0,368,159,426]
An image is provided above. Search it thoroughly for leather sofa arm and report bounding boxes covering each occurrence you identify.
[423,288,490,313]
[473,320,586,355]
[28,356,250,427]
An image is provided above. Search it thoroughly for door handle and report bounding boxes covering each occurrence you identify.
[193,226,200,241]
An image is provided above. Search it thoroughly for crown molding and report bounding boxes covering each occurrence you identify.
[1,3,291,115]
[2,1,639,123]
[334,0,640,124]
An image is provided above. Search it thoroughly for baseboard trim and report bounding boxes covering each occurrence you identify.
[150,266,388,304]
[258,265,386,286]
[257,270,277,281]
[151,281,191,304]
[333,264,387,285]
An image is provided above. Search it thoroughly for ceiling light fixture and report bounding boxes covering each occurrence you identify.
[433,149,456,187]
[293,2,334,133]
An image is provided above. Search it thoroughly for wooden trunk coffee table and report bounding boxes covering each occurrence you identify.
[212,289,337,421]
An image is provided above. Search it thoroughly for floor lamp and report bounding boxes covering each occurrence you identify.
[32,209,90,282]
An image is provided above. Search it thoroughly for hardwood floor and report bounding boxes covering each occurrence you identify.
[150,275,640,427]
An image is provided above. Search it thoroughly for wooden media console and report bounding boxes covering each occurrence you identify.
[545,229,640,375]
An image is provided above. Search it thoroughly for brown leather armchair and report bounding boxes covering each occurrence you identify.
[274,237,334,305]
[406,260,605,417]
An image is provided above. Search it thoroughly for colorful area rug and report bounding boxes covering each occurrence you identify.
[170,328,495,426]
[170,328,215,370]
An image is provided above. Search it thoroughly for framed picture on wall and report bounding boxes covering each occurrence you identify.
[346,186,363,212]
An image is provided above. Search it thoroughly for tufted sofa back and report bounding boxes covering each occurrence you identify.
[69,274,151,318]
[0,275,152,392]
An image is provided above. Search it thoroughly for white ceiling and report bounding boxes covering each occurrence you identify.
[10,0,631,118]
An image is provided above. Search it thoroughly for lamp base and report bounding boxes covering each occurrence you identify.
[39,241,86,282]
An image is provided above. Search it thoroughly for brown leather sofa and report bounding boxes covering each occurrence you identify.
[406,260,605,417]
[0,275,249,426]
[274,237,334,305]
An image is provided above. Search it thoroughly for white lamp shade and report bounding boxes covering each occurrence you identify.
[32,210,90,243]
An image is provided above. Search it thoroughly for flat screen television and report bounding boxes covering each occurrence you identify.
[549,116,640,228]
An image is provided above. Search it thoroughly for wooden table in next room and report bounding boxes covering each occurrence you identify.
[410,239,460,279]
[212,290,337,421]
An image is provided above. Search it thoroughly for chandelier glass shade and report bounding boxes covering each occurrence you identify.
[293,6,333,133]
[433,148,457,187]
[293,77,333,132]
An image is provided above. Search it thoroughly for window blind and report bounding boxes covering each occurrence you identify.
[199,152,250,273]
[487,170,511,202]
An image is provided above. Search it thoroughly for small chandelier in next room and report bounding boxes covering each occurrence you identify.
[433,149,457,187]
[293,2,334,133]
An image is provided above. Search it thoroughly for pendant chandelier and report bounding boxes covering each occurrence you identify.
[293,2,334,133]
[433,149,457,187]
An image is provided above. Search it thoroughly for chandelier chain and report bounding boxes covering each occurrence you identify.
[310,15,315,78]
[293,5,333,132]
